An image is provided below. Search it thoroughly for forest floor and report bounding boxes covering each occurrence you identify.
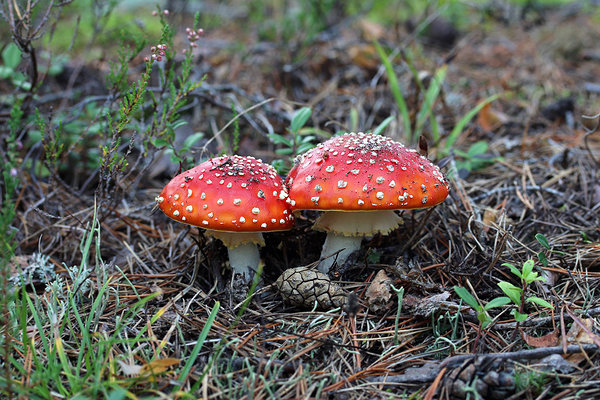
[3,1,600,399]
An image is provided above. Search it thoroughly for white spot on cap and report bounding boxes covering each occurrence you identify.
[311,196,319,204]
[186,205,193,212]
[261,223,267,228]
[206,179,212,184]
[350,169,359,175]
[252,207,260,215]
[326,165,335,172]
[227,182,232,188]
[217,199,224,205]
[187,189,192,198]
[180,183,185,188]
[358,199,365,206]
[202,220,208,225]
[362,184,368,192]
[233,199,241,205]
[338,180,348,188]
[200,192,206,200]
[258,189,265,199]
[240,217,246,223]
[389,180,396,188]
[174,194,180,201]
[173,210,180,216]
[305,176,312,182]
[208,212,213,218]
[422,196,428,204]
[376,176,384,184]
[376,192,384,200]
[387,165,395,172]
[155,196,164,203]
[182,216,186,221]
[338,198,343,204]
[280,219,285,224]
[314,184,322,192]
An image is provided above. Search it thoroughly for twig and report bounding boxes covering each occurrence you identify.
[440,344,599,368]
[470,185,566,202]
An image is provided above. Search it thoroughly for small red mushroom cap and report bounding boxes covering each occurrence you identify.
[285,132,449,211]
[156,155,294,232]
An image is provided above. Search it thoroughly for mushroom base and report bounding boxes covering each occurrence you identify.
[206,230,264,283]
[318,233,363,274]
[227,242,261,283]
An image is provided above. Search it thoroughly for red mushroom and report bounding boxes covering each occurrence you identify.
[156,155,294,282]
[285,132,449,274]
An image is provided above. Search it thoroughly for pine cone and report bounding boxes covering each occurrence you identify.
[275,266,347,309]
[442,357,516,400]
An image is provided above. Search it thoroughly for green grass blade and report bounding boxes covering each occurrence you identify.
[442,93,501,157]
[415,65,447,140]
[176,301,220,388]
[374,40,412,142]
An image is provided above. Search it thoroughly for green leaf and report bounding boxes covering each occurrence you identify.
[537,251,549,267]
[467,141,488,157]
[502,262,522,279]
[498,281,522,306]
[484,296,511,310]
[526,296,554,309]
[182,132,204,149]
[513,310,528,322]
[372,115,395,136]
[535,233,551,250]
[2,43,22,70]
[268,133,292,147]
[522,259,534,277]
[290,107,312,134]
[454,286,480,310]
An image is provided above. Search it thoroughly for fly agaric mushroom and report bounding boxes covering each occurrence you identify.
[156,155,294,282]
[285,132,449,274]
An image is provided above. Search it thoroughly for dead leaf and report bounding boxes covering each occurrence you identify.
[365,270,392,313]
[117,358,180,377]
[358,19,385,41]
[140,358,180,375]
[348,44,379,71]
[566,318,599,363]
[477,102,508,131]
[521,329,559,348]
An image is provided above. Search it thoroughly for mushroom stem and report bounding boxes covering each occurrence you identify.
[208,231,265,283]
[227,242,261,282]
[318,233,363,274]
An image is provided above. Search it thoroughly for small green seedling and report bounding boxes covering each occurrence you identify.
[269,107,317,174]
[0,43,31,90]
[535,232,566,267]
[454,285,510,328]
[453,140,503,175]
[498,259,554,322]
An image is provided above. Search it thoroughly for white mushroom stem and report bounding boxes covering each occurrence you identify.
[318,233,363,274]
[226,242,260,282]
[313,210,403,274]
[208,231,265,283]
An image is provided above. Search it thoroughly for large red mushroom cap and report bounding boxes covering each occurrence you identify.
[285,132,449,274]
[156,155,294,283]
[157,155,294,235]
[286,132,449,212]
